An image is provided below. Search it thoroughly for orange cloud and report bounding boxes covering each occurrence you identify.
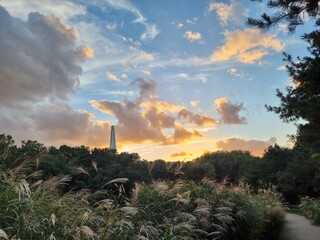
[215,137,277,156]
[170,151,193,158]
[165,125,203,145]
[91,79,212,145]
[81,46,94,58]
[178,109,216,126]
[45,15,78,40]
[141,100,183,112]
[211,29,284,63]
[207,0,248,25]
[143,107,176,129]
[190,100,199,107]
[184,31,202,42]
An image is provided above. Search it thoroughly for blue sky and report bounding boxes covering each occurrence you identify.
[0,0,313,160]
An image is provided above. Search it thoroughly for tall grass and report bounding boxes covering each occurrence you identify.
[300,197,320,225]
[0,154,285,239]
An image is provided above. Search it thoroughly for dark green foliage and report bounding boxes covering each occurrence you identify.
[150,159,168,179]
[188,150,256,183]
[186,147,320,204]
[300,197,320,225]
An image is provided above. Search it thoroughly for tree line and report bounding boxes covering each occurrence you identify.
[1,133,319,204]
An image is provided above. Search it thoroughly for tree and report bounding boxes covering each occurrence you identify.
[0,134,18,170]
[190,151,256,183]
[248,1,320,153]
[19,140,46,157]
[266,29,320,152]
[247,0,320,32]
[150,160,168,179]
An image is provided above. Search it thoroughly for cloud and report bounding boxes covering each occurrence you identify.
[143,69,151,75]
[92,99,166,144]
[184,31,202,42]
[130,78,157,100]
[106,0,160,41]
[0,6,92,107]
[190,100,199,107]
[91,78,213,145]
[139,51,155,61]
[144,107,176,129]
[170,152,193,158]
[227,67,252,80]
[0,0,86,20]
[186,17,198,25]
[31,103,110,147]
[106,22,117,30]
[81,46,94,58]
[215,137,277,156]
[228,68,237,74]
[0,5,110,148]
[141,24,160,41]
[122,36,141,46]
[141,100,183,112]
[166,125,203,145]
[215,97,246,124]
[278,23,289,33]
[173,72,208,83]
[0,102,110,147]
[100,90,136,96]
[121,73,128,79]
[278,65,286,71]
[92,99,202,145]
[207,0,248,25]
[106,71,120,81]
[178,109,216,126]
[211,29,284,63]
[173,22,184,28]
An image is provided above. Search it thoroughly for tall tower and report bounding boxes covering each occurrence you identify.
[110,125,116,150]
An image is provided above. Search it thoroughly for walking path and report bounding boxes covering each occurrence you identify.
[280,213,320,240]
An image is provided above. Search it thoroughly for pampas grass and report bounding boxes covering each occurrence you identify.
[0,152,285,239]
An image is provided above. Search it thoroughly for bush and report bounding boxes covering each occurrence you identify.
[300,197,320,225]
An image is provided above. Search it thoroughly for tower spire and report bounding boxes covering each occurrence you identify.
[110,125,116,150]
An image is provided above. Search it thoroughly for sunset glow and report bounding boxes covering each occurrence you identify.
[0,0,312,161]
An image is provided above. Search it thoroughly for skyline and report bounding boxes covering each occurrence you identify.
[0,0,313,161]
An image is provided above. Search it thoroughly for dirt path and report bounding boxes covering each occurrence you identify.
[280,213,320,240]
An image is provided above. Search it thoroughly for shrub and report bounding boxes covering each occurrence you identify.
[300,197,320,225]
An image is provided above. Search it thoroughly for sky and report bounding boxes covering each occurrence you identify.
[0,0,313,161]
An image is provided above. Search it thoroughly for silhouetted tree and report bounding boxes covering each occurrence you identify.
[248,0,320,153]
[150,159,168,179]
[267,30,320,152]
[247,0,320,32]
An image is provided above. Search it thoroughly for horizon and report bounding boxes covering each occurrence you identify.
[0,0,313,161]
